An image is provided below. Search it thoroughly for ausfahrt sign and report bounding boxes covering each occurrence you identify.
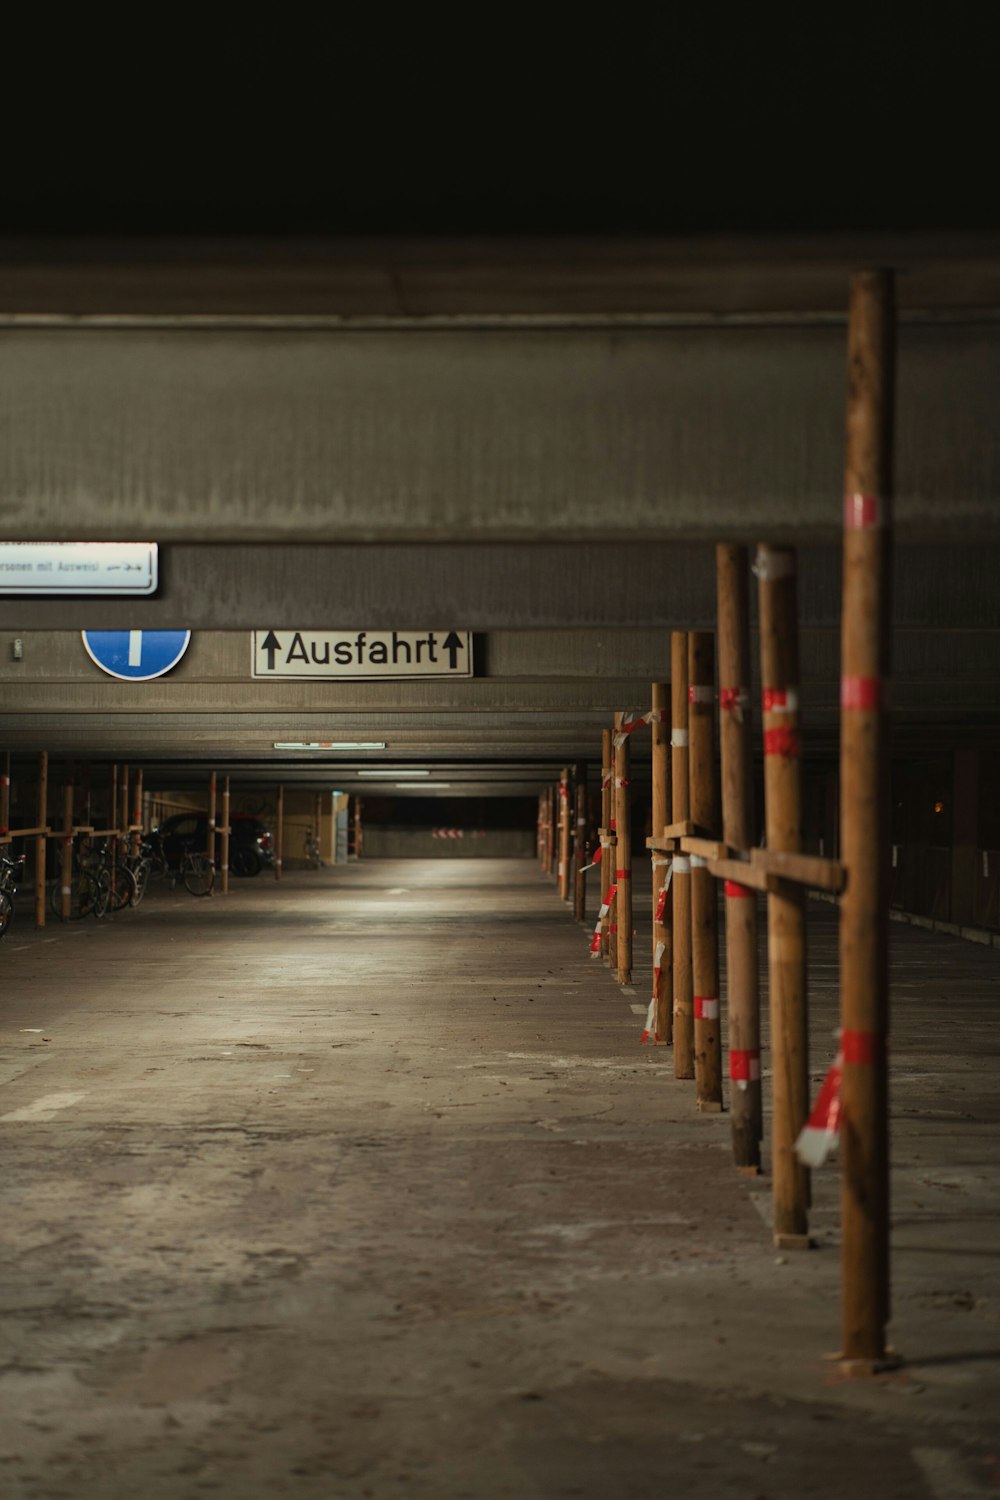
[251,630,473,680]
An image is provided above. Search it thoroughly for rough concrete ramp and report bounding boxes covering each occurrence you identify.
[1,860,997,1497]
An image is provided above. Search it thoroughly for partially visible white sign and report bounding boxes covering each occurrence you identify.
[252,629,473,679]
[0,542,158,595]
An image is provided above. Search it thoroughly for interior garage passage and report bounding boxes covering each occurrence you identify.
[1,238,999,1499]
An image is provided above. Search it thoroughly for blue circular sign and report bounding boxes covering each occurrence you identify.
[82,630,192,682]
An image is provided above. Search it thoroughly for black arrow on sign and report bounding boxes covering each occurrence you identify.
[260,631,281,671]
[443,632,465,671]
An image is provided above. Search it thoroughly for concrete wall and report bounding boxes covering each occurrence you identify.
[362,826,533,859]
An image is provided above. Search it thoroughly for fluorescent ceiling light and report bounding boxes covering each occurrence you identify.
[396,782,451,789]
[357,769,431,778]
[273,741,387,751]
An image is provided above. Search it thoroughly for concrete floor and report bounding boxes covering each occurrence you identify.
[1,858,998,1499]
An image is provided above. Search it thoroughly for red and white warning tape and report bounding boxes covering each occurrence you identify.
[794,1029,886,1167]
[612,708,667,749]
[640,938,667,1044]
[432,828,464,839]
[589,881,618,955]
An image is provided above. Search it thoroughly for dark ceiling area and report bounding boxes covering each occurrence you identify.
[3,15,993,238]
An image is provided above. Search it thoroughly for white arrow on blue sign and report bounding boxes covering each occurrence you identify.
[81,630,192,682]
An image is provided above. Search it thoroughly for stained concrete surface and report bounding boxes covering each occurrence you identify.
[0,858,998,1498]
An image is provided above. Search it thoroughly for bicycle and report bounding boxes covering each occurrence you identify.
[303,827,322,869]
[0,853,27,939]
[175,844,215,897]
[50,840,112,920]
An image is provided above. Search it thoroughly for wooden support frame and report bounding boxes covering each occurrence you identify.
[838,268,895,1371]
[601,729,614,965]
[671,632,694,1079]
[35,751,48,929]
[689,631,722,1111]
[758,541,811,1249]
[650,682,672,1044]
[718,542,763,1170]
[573,764,588,923]
[60,766,74,922]
[614,713,632,985]
[220,775,231,895]
[207,770,217,891]
[558,767,571,902]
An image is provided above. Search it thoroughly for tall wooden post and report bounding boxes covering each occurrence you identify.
[81,763,91,827]
[839,268,895,1367]
[60,765,74,922]
[558,767,572,901]
[109,762,118,892]
[536,792,544,864]
[651,681,672,1044]
[671,633,694,1078]
[353,794,363,859]
[276,784,285,882]
[689,632,722,1110]
[614,714,632,985]
[132,768,143,855]
[600,730,613,961]
[758,543,810,1248]
[35,750,48,928]
[717,544,762,1169]
[573,765,588,922]
[220,776,231,895]
[207,771,217,890]
[0,751,10,839]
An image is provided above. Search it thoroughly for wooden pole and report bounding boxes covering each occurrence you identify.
[689,632,722,1111]
[651,681,672,1044]
[558,767,571,902]
[839,268,895,1367]
[220,776,230,894]
[671,633,694,1079]
[120,763,129,839]
[600,730,613,961]
[614,714,632,985]
[81,763,91,827]
[60,765,74,922]
[35,750,48,928]
[717,544,762,1169]
[276,784,285,881]
[207,770,217,890]
[573,764,588,922]
[758,542,810,1248]
[110,762,118,893]
[0,750,10,839]
[132,768,143,855]
[353,794,363,859]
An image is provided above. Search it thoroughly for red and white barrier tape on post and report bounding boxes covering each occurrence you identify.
[640,940,667,1044]
[844,493,883,531]
[653,859,673,923]
[612,708,667,749]
[694,996,719,1020]
[719,686,749,722]
[581,846,603,874]
[793,1030,886,1167]
[589,881,618,955]
[688,686,714,706]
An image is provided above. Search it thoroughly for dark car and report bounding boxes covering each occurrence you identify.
[154,813,275,877]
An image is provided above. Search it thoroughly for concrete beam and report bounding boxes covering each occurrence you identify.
[1,323,999,544]
[2,542,997,631]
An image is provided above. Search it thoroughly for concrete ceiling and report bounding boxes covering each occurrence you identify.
[1,235,998,797]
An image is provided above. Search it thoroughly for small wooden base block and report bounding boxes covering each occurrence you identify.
[826,1348,903,1378]
[773,1232,815,1251]
[697,1099,724,1114]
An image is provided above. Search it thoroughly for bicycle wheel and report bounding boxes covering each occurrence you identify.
[77,870,100,919]
[0,890,12,938]
[93,870,112,919]
[107,866,135,913]
[130,859,150,907]
[183,854,215,897]
[49,877,80,920]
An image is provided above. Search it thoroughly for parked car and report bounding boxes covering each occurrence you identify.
[153,814,275,877]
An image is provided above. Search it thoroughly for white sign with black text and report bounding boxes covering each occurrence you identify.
[251,630,473,679]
